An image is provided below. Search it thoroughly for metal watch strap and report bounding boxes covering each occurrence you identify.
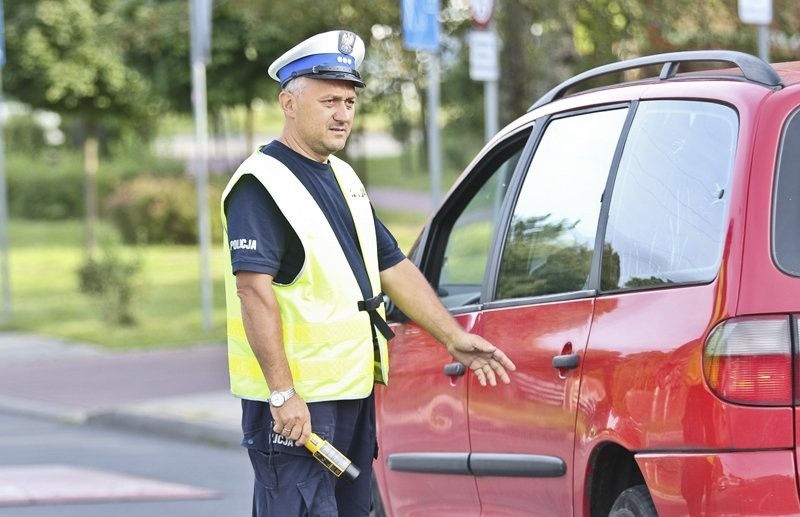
[270,386,295,406]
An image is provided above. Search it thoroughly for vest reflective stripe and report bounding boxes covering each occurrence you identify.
[227,314,377,344]
[220,151,389,403]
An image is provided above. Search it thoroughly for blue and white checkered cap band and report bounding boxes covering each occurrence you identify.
[268,30,366,88]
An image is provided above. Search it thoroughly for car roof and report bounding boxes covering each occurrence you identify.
[529,50,798,112]
[468,51,800,185]
[772,61,800,86]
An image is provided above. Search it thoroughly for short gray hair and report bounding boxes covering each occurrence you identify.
[282,76,309,96]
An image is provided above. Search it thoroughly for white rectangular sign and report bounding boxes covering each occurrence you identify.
[738,0,772,25]
[469,30,499,82]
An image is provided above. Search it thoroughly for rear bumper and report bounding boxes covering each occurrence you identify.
[636,450,800,516]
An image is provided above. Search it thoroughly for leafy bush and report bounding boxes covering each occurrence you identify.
[4,114,47,154]
[105,176,223,245]
[77,247,142,326]
[4,137,186,221]
[5,153,96,219]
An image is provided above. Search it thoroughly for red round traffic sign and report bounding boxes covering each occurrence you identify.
[471,0,494,28]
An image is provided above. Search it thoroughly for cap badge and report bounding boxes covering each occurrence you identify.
[339,31,356,55]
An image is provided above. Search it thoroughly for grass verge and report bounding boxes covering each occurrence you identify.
[3,220,227,349]
[1,212,426,349]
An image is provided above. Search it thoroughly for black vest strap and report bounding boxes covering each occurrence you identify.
[358,294,395,341]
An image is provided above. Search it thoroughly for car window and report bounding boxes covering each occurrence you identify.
[773,108,800,276]
[495,108,628,299]
[436,137,527,309]
[601,101,738,290]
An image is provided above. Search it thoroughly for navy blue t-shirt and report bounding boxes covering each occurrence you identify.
[224,140,405,299]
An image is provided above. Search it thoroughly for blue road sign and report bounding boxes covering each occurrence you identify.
[0,0,5,68]
[402,0,440,51]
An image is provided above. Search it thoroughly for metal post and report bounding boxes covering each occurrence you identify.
[758,24,770,62]
[427,52,442,207]
[0,70,10,324]
[190,0,213,332]
[192,61,213,332]
[484,79,499,142]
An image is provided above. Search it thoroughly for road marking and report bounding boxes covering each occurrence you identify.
[0,464,220,507]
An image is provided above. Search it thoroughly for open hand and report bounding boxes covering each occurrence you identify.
[447,333,516,386]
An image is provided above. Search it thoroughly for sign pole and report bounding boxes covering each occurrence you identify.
[190,0,213,332]
[738,0,771,62]
[427,52,441,205]
[402,0,442,207]
[469,0,499,142]
[0,0,10,324]
[0,69,10,324]
[484,78,498,142]
[758,25,770,62]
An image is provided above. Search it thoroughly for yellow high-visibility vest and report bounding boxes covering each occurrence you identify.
[220,151,389,402]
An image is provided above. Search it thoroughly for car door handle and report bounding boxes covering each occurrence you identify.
[443,362,466,376]
[552,353,579,370]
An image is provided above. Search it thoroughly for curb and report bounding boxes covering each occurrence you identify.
[0,395,90,425]
[0,334,242,450]
[86,411,242,449]
[0,394,242,450]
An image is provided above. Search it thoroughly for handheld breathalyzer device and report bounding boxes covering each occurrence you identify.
[304,432,361,481]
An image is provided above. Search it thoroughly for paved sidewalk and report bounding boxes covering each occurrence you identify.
[0,333,242,447]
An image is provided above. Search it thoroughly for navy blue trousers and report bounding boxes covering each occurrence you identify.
[241,392,376,517]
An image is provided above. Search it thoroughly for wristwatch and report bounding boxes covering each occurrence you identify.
[269,387,296,408]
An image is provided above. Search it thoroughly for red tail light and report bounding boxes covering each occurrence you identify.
[703,315,793,406]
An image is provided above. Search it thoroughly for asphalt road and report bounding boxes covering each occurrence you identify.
[0,412,253,516]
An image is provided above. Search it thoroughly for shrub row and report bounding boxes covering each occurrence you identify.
[6,153,106,220]
[5,150,185,218]
[105,176,224,245]
[5,151,223,245]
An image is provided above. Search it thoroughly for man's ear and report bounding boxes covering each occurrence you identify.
[279,90,296,119]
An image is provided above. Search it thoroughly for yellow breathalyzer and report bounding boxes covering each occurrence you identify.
[304,432,361,481]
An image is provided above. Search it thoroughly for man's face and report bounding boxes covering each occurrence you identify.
[285,78,357,162]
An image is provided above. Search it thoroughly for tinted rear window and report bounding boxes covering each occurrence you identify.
[774,109,800,275]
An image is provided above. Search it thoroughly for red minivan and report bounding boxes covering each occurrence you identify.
[371,51,800,516]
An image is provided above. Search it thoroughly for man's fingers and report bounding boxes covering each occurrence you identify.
[474,365,487,386]
[484,364,497,387]
[473,362,499,387]
[494,349,516,371]
[296,421,312,447]
[489,358,511,385]
[456,337,515,386]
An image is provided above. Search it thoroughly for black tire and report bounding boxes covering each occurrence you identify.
[369,472,387,517]
[609,485,657,517]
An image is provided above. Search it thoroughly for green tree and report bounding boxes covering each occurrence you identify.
[3,0,158,255]
[490,0,800,125]
[116,0,401,152]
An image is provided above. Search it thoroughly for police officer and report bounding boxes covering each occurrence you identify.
[221,30,516,516]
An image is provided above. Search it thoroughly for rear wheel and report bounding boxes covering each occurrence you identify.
[609,485,657,517]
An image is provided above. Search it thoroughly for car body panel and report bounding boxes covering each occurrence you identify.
[373,57,800,516]
[374,312,481,516]
[576,282,795,456]
[637,451,800,515]
[470,299,593,515]
[738,83,800,313]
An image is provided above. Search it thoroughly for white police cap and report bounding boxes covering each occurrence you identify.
[268,30,366,88]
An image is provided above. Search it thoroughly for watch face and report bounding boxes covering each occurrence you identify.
[270,392,285,407]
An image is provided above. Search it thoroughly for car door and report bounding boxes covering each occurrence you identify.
[375,127,530,516]
[471,107,630,515]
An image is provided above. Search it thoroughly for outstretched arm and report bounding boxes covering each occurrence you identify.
[380,258,516,386]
